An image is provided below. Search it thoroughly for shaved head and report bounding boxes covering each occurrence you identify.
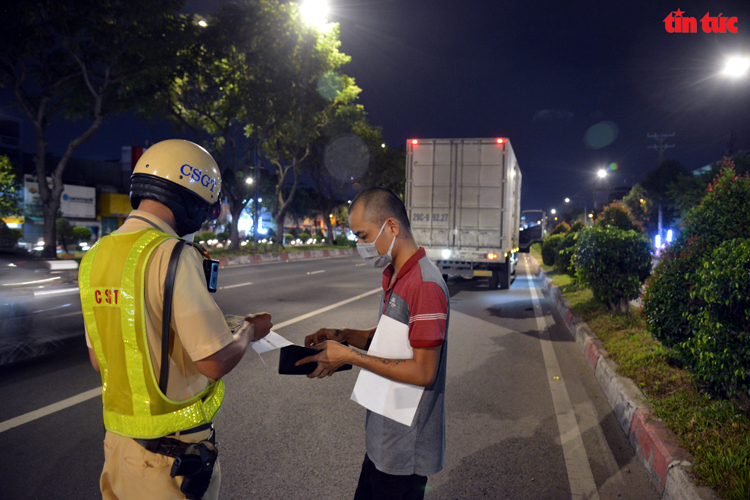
[350,187,411,235]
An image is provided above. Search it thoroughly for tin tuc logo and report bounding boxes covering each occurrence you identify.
[664,10,738,33]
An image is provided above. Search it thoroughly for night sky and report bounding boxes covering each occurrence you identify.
[7,0,750,212]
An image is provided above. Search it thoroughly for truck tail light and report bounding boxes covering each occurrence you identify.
[411,139,418,145]
[487,252,498,260]
[496,138,504,144]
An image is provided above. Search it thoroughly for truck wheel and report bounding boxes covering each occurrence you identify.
[488,270,499,289]
[499,263,511,290]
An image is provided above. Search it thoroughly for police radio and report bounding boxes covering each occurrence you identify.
[190,242,219,293]
[203,259,219,293]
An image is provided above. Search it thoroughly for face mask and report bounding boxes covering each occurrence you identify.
[357,220,395,268]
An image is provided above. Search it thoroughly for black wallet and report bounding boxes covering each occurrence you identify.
[278,344,353,375]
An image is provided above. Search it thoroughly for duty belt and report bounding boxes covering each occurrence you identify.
[134,422,215,458]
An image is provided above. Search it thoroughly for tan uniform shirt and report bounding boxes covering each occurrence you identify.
[87,210,233,401]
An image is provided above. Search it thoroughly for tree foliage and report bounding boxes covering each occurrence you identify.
[0,0,187,257]
[642,162,750,404]
[0,156,21,219]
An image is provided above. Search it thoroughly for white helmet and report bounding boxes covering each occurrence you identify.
[130,140,222,236]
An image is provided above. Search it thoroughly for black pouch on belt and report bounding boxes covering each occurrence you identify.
[170,440,218,500]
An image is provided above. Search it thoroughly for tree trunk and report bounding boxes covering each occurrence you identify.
[274,213,285,246]
[325,217,334,245]
[229,203,242,252]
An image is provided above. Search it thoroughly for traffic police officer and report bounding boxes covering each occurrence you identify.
[80,139,272,499]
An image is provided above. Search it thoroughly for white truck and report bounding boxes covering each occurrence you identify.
[405,137,524,289]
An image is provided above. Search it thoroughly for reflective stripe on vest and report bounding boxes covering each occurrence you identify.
[80,229,224,439]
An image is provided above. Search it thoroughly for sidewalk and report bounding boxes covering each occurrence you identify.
[534,258,717,500]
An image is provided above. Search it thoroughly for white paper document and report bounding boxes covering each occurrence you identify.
[251,331,293,354]
[351,315,425,426]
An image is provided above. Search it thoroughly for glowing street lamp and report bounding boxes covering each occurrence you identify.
[245,177,254,185]
[722,55,750,78]
[564,198,570,203]
[597,169,607,178]
[550,208,556,215]
[300,0,329,26]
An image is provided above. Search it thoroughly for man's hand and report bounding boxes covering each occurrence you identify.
[244,312,273,342]
[303,328,345,348]
[296,341,352,378]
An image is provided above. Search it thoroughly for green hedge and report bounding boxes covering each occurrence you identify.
[574,226,651,313]
[685,239,750,403]
[555,231,578,276]
[541,233,564,266]
[642,163,750,406]
[550,221,571,235]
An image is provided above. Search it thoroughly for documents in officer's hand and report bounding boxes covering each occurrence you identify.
[251,331,293,354]
[278,343,353,375]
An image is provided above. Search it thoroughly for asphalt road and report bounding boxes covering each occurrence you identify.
[0,254,659,500]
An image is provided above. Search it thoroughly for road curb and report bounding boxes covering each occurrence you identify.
[534,262,718,500]
[216,247,358,268]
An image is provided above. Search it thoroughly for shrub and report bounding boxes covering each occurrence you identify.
[299,232,311,241]
[216,232,230,242]
[200,231,215,242]
[641,239,702,348]
[643,164,750,348]
[73,226,92,241]
[284,233,294,242]
[555,231,578,276]
[335,234,355,247]
[595,201,640,231]
[570,220,586,233]
[574,226,651,313]
[685,239,750,407]
[550,221,571,235]
[541,233,564,266]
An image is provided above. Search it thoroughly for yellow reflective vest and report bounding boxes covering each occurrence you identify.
[79,229,224,439]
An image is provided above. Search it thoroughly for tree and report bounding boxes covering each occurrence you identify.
[640,160,687,238]
[622,184,653,230]
[262,28,360,247]
[0,155,21,219]
[56,218,75,254]
[308,103,380,244]
[0,0,187,258]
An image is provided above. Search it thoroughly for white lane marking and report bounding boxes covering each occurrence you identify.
[0,287,382,433]
[267,287,381,330]
[221,282,253,290]
[0,387,102,434]
[307,270,325,275]
[34,287,80,298]
[58,311,83,318]
[526,260,600,500]
[354,263,367,267]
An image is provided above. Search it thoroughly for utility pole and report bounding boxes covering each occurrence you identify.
[647,132,676,164]
[647,132,676,242]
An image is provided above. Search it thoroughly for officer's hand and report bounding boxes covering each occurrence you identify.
[303,328,343,348]
[244,312,272,342]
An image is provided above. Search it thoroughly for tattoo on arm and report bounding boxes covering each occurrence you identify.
[353,351,405,366]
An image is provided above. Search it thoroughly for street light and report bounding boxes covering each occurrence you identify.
[550,208,556,215]
[245,177,253,185]
[722,55,750,78]
[300,0,329,26]
[597,169,607,178]
[564,198,570,203]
